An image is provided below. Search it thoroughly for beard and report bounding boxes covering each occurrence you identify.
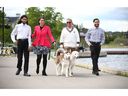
[94,24,99,28]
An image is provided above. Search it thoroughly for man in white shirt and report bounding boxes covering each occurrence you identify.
[60,18,80,52]
[11,15,31,77]
[85,18,105,76]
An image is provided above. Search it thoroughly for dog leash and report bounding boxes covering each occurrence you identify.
[48,42,58,60]
[48,49,51,60]
[53,42,59,56]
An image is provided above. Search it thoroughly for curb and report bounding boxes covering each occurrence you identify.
[75,64,128,77]
[51,54,128,77]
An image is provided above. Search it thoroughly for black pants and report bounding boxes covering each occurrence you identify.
[36,54,47,72]
[90,42,101,72]
[17,39,29,73]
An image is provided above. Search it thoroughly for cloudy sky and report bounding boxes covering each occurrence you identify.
[1,0,128,32]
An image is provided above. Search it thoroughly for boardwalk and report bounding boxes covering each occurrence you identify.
[0,52,128,89]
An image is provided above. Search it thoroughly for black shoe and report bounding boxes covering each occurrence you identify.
[92,71,95,75]
[95,72,99,76]
[98,69,101,71]
[42,71,47,76]
[16,69,22,75]
[24,73,31,77]
[36,67,39,74]
[92,71,99,76]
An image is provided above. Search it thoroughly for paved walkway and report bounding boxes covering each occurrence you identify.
[0,53,128,89]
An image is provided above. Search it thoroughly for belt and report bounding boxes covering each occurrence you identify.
[18,38,28,41]
[90,41,101,44]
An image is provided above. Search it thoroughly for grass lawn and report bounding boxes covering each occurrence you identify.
[102,43,128,48]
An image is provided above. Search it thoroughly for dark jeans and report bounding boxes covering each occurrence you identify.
[17,39,29,73]
[90,42,101,72]
[36,54,48,72]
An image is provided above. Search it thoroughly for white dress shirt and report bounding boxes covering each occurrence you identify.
[85,27,105,46]
[11,23,32,46]
[60,27,80,47]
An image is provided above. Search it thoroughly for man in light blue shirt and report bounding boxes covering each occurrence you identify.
[85,18,105,76]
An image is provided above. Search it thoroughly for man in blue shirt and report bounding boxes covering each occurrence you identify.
[85,18,105,76]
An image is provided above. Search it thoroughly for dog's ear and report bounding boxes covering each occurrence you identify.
[57,52,60,56]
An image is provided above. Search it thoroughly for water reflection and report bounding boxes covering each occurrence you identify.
[77,48,128,71]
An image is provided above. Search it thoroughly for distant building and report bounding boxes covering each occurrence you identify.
[5,17,19,28]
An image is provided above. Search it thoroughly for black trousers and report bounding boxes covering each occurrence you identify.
[17,39,29,73]
[36,54,47,72]
[90,42,101,72]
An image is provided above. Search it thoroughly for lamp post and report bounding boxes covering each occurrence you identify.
[0,7,4,48]
[2,7,4,48]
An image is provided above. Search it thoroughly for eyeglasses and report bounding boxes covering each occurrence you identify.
[67,22,72,24]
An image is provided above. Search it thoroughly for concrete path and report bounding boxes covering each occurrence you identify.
[0,53,128,89]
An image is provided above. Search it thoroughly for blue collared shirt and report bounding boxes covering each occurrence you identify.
[85,27,105,45]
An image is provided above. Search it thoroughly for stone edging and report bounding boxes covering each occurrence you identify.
[75,64,128,77]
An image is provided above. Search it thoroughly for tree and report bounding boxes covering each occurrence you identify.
[42,7,63,41]
[0,9,10,44]
[104,31,128,46]
[25,7,42,32]
[0,9,5,25]
[25,7,64,42]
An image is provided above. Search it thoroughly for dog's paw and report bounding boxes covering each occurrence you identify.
[69,74,73,77]
[56,73,61,76]
[66,74,69,77]
[61,72,64,76]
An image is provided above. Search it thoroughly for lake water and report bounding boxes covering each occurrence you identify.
[77,48,128,71]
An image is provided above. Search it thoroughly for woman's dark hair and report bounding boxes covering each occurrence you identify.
[17,15,28,24]
[38,17,45,24]
[38,17,45,21]
[93,18,100,22]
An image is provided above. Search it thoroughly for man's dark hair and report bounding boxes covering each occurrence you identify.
[17,15,28,24]
[93,18,100,22]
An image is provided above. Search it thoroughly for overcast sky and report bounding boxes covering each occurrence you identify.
[1,0,128,32]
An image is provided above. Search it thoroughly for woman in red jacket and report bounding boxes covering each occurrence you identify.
[32,17,56,76]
